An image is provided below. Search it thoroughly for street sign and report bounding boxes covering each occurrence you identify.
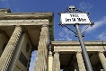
[59,6,94,71]
[60,13,91,25]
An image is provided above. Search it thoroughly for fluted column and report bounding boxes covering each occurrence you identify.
[8,33,26,71]
[34,25,49,71]
[98,51,106,71]
[48,51,53,71]
[0,26,22,71]
[76,51,86,71]
[53,51,60,71]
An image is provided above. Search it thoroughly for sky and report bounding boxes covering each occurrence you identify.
[0,0,106,71]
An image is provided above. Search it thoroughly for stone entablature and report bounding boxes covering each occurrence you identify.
[0,12,53,20]
[0,12,53,26]
[0,9,54,71]
[0,8,11,13]
[51,41,106,71]
[0,19,49,26]
[51,41,106,52]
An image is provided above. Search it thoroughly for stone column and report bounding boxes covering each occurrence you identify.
[8,33,26,71]
[76,51,86,71]
[74,61,79,71]
[0,26,22,71]
[53,51,60,71]
[98,51,106,71]
[74,69,77,71]
[34,25,49,71]
[48,51,53,71]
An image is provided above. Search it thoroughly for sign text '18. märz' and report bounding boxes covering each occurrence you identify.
[60,13,91,24]
[65,18,87,22]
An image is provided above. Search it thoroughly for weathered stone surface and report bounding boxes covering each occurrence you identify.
[76,51,86,71]
[0,19,49,26]
[98,52,106,71]
[0,8,11,13]
[0,12,53,20]
[48,51,53,71]
[53,52,60,71]
[0,26,22,71]
[34,25,49,71]
[52,41,106,52]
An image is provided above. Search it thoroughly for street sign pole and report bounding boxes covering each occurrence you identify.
[75,24,93,71]
[59,6,94,71]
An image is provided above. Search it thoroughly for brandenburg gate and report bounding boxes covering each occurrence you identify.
[0,8,106,71]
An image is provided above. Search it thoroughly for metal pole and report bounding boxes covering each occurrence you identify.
[75,24,93,71]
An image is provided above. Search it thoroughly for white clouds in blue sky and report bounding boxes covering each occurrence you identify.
[79,2,93,11]
[57,15,106,41]
[56,28,73,41]
[82,16,106,33]
[55,2,94,41]
[80,16,106,40]
[97,32,106,40]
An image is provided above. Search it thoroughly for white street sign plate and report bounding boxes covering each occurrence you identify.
[60,13,91,24]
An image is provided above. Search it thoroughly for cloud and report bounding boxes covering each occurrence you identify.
[97,32,106,40]
[56,28,73,41]
[81,16,106,33]
[79,2,93,11]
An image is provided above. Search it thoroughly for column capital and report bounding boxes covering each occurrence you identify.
[98,51,104,53]
[15,25,22,27]
[54,51,60,54]
[76,51,82,53]
[49,51,53,56]
[42,24,49,27]
[15,25,23,31]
